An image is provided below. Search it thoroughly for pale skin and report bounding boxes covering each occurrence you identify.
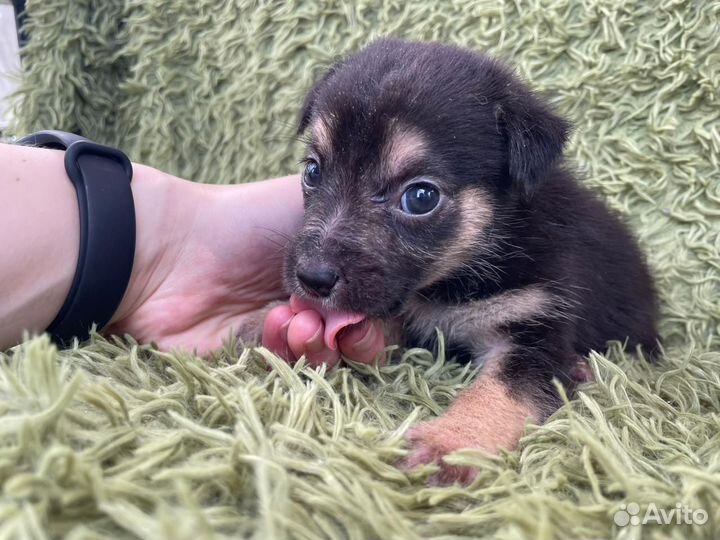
[0,143,385,361]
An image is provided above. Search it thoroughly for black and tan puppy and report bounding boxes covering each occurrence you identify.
[285,38,658,483]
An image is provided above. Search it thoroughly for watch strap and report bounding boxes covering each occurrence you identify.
[17,130,136,345]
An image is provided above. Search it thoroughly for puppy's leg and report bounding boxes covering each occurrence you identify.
[405,366,538,485]
[405,325,577,485]
[234,300,286,345]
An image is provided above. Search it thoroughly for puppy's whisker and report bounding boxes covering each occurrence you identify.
[251,227,297,253]
[253,225,294,239]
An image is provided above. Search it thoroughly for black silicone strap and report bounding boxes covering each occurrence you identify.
[17,130,136,344]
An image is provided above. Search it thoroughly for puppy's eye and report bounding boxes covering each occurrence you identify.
[400,183,440,215]
[303,159,321,187]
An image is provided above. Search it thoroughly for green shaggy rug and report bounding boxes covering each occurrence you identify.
[3,1,719,539]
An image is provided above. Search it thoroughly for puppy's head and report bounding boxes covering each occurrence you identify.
[286,39,570,322]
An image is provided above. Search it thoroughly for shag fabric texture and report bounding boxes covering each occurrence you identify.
[3,1,719,538]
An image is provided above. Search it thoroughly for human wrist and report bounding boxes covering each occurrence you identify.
[102,171,303,352]
[108,164,205,328]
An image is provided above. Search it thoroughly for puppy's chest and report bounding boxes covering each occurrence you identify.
[401,285,555,363]
[402,300,509,364]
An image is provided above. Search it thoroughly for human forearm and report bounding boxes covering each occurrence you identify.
[0,139,309,353]
[0,143,79,345]
[0,142,202,348]
[3,138,355,358]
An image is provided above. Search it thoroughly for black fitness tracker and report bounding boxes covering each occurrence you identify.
[16,130,136,345]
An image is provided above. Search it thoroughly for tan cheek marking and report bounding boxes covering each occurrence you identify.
[382,127,428,178]
[419,188,493,288]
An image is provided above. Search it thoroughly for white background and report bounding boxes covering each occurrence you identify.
[0,1,21,131]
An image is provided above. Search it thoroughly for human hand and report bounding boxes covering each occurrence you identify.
[261,294,387,368]
[106,167,386,361]
[107,170,305,355]
[0,143,385,358]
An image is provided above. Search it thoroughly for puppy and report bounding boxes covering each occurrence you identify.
[280,39,659,483]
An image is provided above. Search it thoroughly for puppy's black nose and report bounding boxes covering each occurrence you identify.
[296,264,339,297]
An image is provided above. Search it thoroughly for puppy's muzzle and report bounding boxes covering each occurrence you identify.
[296,262,339,297]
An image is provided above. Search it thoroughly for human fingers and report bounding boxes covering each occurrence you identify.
[262,303,296,361]
[337,319,386,364]
[286,309,341,369]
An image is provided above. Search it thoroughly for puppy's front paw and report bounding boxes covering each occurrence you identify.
[404,418,482,486]
[403,374,536,485]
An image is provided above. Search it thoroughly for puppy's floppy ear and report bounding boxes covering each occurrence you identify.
[496,86,571,200]
[297,62,343,135]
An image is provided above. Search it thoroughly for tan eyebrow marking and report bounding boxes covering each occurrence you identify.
[310,116,335,158]
[382,124,428,179]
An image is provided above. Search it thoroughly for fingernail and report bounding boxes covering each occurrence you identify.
[307,348,340,369]
[304,326,324,354]
[270,319,295,363]
[354,321,376,352]
[280,319,291,342]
